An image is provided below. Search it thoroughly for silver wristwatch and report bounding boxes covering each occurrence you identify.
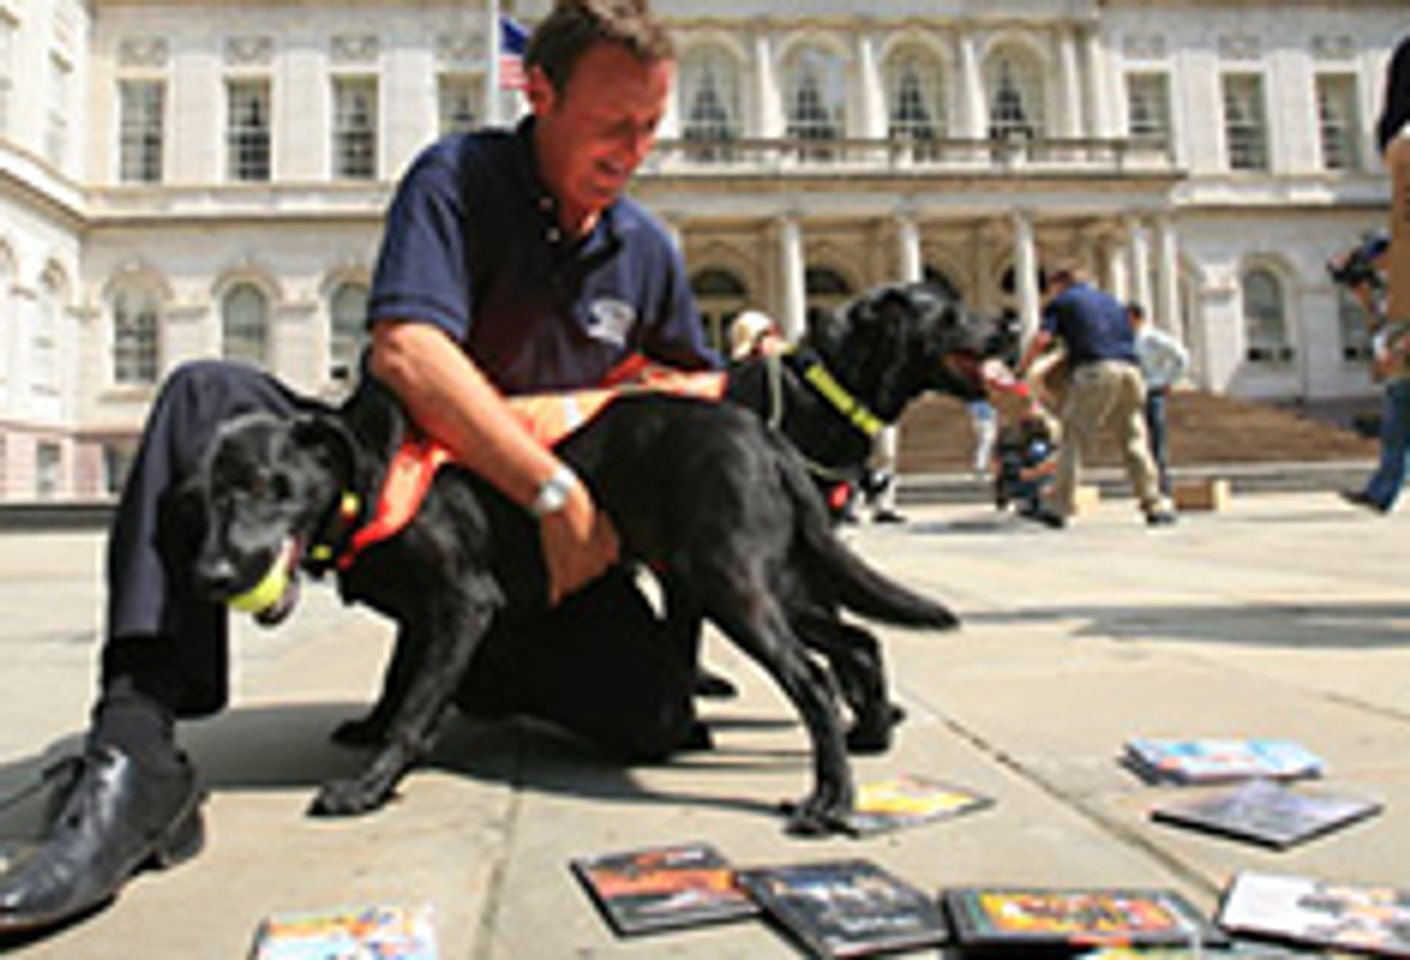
[530,463,579,517]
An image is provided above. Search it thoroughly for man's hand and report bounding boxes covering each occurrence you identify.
[539,481,619,606]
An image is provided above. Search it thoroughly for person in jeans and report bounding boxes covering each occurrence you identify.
[1128,302,1189,497]
[0,0,718,935]
[1341,35,1410,514]
[1015,263,1174,528]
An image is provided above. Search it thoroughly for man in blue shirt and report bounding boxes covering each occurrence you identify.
[0,0,717,935]
[1016,263,1174,527]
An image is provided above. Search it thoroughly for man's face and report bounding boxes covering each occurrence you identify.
[529,42,673,230]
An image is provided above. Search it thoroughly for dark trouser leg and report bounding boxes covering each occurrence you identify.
[457,570,697,760]
[97,361,320,755]
[1145,388,1170,495]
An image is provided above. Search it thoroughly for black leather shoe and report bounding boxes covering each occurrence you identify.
[0,745,204,934]
[1340,489,1389,514]
[1145,510,1178,527]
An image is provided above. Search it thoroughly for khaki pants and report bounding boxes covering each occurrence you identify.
[1389,137,1410,322]
[1051,360,1163,517]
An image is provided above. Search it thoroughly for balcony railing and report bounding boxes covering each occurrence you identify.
[643,134,1176,176]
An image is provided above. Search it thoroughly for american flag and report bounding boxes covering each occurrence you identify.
[499,15,529,91]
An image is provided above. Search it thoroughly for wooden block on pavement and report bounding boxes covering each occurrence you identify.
[1173,477,1231,511]
[1072,484,1101,515]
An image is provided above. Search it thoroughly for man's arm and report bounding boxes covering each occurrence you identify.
[1015,329,1054,378]
[368,319,618,605]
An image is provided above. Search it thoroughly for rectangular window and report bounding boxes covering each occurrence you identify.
[227,79,271,181]
[438,74,481,138]
[1126,72,1171,145]
[119,80,165,183]
[1316,73,1360,172]
[46,54,71,166]
[332,76,377,180]
[1222,74,1268,171]
[36,442,62,498]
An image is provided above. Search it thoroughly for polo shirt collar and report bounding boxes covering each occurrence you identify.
[513,116,623,253]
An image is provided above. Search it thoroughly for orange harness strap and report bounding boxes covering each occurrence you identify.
[336,358,726,568]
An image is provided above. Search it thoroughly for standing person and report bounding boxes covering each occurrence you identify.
[1128,302,1189,497]
[1015,263,1174,528]
[1379,34,1409,325]
[0,0,717,935]
[1339,35,1410,514]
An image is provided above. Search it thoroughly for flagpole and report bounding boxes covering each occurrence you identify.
[486,0,501,126]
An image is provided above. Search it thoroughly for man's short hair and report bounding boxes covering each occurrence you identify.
[1045,259,1086,289]
[1127,302,1146,321]
[526,0,675,94]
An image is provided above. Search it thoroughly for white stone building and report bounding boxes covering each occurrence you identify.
[0,0,1400,499]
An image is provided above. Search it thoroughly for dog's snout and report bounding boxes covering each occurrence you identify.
[195,556,240,599]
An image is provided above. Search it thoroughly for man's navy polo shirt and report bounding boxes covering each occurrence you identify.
[369,118,719,395]
[1040,282,1138,367]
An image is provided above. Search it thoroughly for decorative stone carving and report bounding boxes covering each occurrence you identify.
[1218,35,1261,61]
[118,37,169,68]
[330,34,379,64]
[436,31,485,65]
[225,35,274,67]
[1311,34,1354,61]
[1123,33,1166,60]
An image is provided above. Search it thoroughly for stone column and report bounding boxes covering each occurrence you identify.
[1125,215,1154,316]
[1080,23,1113,139]
[857,31,887,140]
[778,214,806,341]
[1057,26,1083,138]
[754,28,782,139]
[956,27,986,140]
[1013,210,1041,341]
[1153,214,1183,341]
[1106,235,1131,302]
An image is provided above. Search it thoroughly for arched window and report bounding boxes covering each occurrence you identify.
[985,47,1044,139]
[329,281,369,383]
[680,46,741,162]
[805,265,854,330]
[1242,267,1292,363]
[887,46,945,155]
[222,282,269,366]
[785,45,846,160]
[691,266,749,356]
[112,286,159,384]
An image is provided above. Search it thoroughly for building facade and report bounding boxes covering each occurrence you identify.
[0,0,1400,499]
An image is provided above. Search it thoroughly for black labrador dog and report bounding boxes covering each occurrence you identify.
[193,282,993,835]
[724,282,1000,506]
[195,388,956,835]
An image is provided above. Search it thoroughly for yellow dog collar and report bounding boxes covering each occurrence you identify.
[800,362,885,438]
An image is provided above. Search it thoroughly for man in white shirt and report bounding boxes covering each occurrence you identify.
[1128,302,1189,497]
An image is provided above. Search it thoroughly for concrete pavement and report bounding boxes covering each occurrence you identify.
[0,489,1406,957]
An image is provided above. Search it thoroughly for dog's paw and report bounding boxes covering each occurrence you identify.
[779,798,854,838]
[330,715,389,747]
[308,778,392,817]
[845,723,892,755]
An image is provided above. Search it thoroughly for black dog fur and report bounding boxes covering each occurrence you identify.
[193,282,992,835]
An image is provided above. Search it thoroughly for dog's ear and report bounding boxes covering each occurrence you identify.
[290,414,360,487]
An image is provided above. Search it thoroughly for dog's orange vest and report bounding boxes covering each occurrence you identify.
[337,359,726,570]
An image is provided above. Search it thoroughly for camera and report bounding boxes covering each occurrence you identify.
[1327,231,1388,290]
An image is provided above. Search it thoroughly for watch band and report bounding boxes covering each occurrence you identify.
[529,463,579,517]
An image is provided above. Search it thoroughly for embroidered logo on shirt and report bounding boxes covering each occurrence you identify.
[587,298,636,346]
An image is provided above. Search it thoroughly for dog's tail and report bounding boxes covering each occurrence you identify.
[772,436,960,630]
